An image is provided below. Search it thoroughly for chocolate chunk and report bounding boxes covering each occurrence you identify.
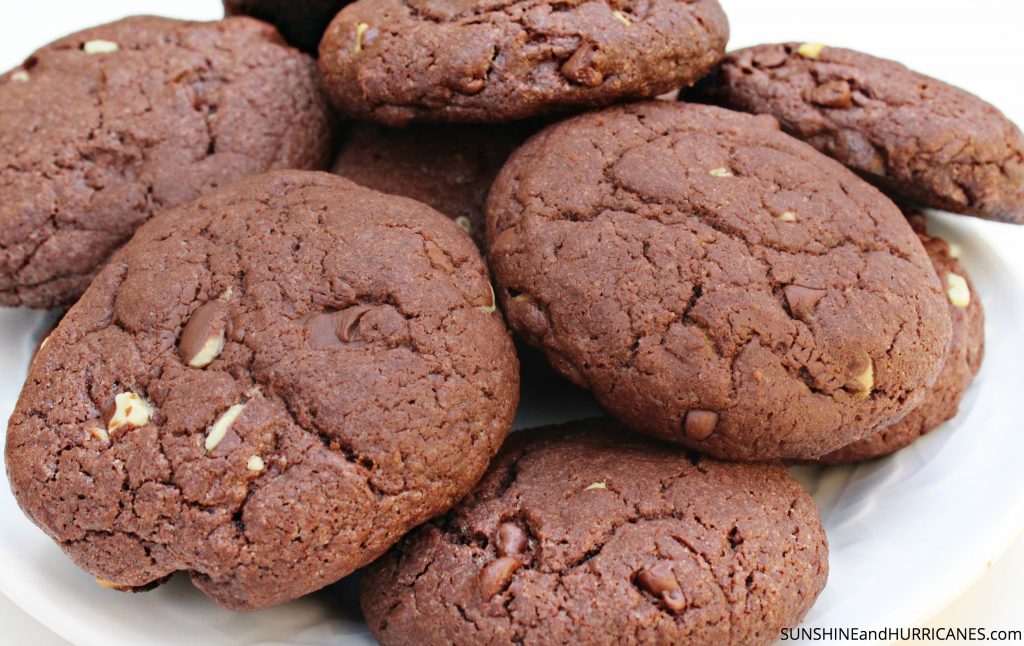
[635,561,678,596]
[561,44,605,87]
[784,285,827,321]
[495,522,527,557]
[306,306,371,349]
[479,556,522,600]
[810,79,852,108]
[179,301,227,367]
[636,562,687,613]
[337,306,371,342]
[683,409,719,441]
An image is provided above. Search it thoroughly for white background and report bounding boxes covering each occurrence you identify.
[1,0,1023,643]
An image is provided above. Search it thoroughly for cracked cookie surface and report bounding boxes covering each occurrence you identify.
[223,0,350,53]
[332,121,535,247]
[821,213,984,463]
[689,43,1024,224]
[361,420,828,646]
[0,16,334,309]
[318,0,729,125]
[4,170,519,610]
[487,101,952,460]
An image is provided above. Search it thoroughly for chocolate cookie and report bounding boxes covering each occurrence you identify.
[688,43,1024,224]
[821,214,984,463]
[5,170,519,610]
[487,101,953,461]
[362,420,829,645]
[332,122,534,246]
[318,0,729,125]
[0,16,334,309]
[223,0,348,53]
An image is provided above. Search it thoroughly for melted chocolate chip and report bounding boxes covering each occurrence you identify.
[305,306,371,349]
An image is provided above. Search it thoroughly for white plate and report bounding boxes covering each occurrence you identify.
[4,0,1024,640]
[2,211,1024,646]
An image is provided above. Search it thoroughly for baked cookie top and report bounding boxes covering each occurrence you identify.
[362,420,828,646]
[5,170,519,610]
[0,16,334,309]
[332,122,534,246]
[690,43,1024,223]
[821,214,984,463]
[223,0,349,53]
[487,101,952,461]
[318,0,729,124]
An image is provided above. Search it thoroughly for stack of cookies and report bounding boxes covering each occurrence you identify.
[2,1,1020,644]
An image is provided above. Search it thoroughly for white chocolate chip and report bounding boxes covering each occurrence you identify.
[39,335,50,350]
[853,358,874,399]
[354,23,370,52]
[105,392,153,433]
[709,167,733,177]
[95,578,126,590]
[947,243,962,258]
[188,329,225,368]
[479,284,496,313]
[611,10,631,26]
[797,42,825,59]
[205,403,246,452]
[455,216,473,235]
[83,39,119,54]
[946,273,970,308]
[777,211,798,222]
[90,426,111,443]
[247,455,265,472]
[11,70,30,82]
[585,481,607,490]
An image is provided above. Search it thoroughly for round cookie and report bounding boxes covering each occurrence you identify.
[361,420,829,646]
[0,16,334,309]
[223,0,349,54]
[318,0,729,125]
[688,43,1024,224]
[332,122,535,246]
[487,101,953,461]
[5,170,519,610]
[820,214,984,463]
